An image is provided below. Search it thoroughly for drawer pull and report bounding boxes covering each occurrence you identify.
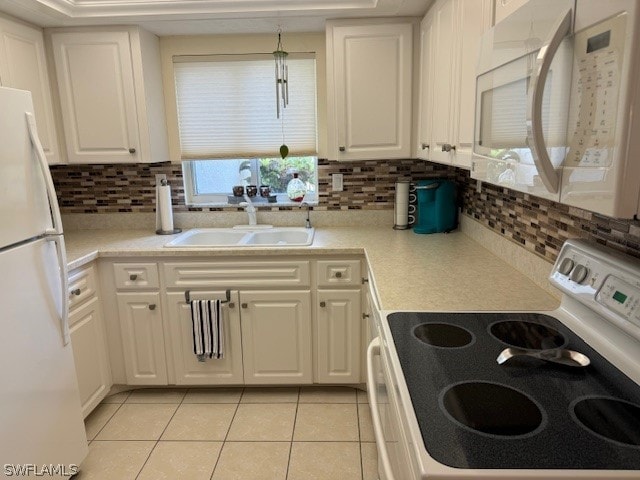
[129,274,138,281]
[70,288,81,296]
[335,272,343,278]
[320,301,326,308]
[148,304,156,311]
[363,313,370,319]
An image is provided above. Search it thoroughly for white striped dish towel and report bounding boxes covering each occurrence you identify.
[190,299,224,361]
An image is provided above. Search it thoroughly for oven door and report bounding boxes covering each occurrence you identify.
[472,0,574,200]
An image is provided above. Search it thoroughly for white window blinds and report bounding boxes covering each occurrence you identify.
[174,54,317,159]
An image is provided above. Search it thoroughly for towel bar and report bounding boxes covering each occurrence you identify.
[185,289,231,304]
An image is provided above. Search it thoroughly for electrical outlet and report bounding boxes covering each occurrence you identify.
[476,180,482,194]
[332,173,344,192]
[155,173,167,186]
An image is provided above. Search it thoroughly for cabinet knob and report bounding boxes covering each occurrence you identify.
[441,143,456,152]
[241,303,248,309]
[148,304,156,311]
[335,272,343,278]
[129,274,138,281]
[362,313,370,319]
[320,301,326,308]
[421,143,429,150]
[339,146,346,152]
[129,148,136,154]
[70,288,81,296]
[228,302,235,308]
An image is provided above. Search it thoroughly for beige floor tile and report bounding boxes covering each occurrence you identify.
[137,441,222,480]
[95,404,178,441]
[75,441,154,480]
[361,442,379,480]
[84,403,120,441]
[100,391,131,404]
[161,403,236,441]
[287,442,362,480]
[227,403,296,441]
[293,404,359,441]
[212,442,290,480]
[358,405,375,442]
[184,387,243,404]
[356,389,369,404]
[299,386,357,404]
[125,388,187,404]
[241,387,299,403]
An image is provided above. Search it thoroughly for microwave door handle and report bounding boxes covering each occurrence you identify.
[526,8,572,194]
[25,112,63,236]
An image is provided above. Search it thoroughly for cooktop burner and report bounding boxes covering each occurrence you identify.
[413,323,474,348]
[387,312,640,470]
[571,397,640,447]
[489,320,567,350]
[440,381,545,437]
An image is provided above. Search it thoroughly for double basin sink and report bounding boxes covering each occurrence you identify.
[165,227,315,248]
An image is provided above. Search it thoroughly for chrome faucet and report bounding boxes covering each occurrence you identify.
[300,202,312,229]
[239,195,257,226]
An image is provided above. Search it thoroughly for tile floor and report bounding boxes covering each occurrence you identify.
[80,386,379,480]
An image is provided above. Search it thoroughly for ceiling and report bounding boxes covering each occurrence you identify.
[0,0,433,35]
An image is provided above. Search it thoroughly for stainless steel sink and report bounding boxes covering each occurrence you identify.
[164,227,314,248]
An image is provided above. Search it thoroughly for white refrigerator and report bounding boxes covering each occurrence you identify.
[0,87,88,476]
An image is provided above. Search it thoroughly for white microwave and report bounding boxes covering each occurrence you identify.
[472,0,640,219]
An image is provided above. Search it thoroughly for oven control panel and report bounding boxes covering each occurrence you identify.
[550,239,640,337]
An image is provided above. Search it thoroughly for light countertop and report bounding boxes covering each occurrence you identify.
[65,227,559,312]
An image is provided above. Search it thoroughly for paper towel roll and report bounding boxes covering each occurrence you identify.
[393,181,411,230]
[158,184,174,232]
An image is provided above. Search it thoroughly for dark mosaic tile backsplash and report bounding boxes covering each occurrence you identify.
[50,160,640,262]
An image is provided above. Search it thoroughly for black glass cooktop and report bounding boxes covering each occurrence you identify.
[387,312,640,470]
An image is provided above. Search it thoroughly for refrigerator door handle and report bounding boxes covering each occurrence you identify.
[25,112,63,236]
[48,235,70,346]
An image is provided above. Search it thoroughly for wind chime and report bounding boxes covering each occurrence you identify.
[274,28,289,158]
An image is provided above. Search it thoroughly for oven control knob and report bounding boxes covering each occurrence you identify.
[570,264,589,284]
[558,258,575,276]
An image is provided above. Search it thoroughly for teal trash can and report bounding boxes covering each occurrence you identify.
[413,179,457,234]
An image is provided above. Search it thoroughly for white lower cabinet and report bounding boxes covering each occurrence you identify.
[116,291,168,385]
[68,264,111,418]
[166,290,244,385]
[69,297,111,418]
[316,289,362,383]
[240,290,313,384]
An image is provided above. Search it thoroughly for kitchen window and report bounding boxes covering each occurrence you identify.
[173,53,318,206]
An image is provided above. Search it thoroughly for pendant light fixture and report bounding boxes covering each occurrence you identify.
[273,28,289,119]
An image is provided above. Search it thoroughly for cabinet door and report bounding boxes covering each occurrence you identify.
[417,10,436,160]
[494,0,529,24]
[329,22,413,160]
[166,291,244,385]
[240,290,312,384]
[451,0,493,168]
[69,297,111,418]
[0,19,60,164]
[51,31,140,163]
[316,289,361,384]
[430,0,457,164]
[116,292,167,385]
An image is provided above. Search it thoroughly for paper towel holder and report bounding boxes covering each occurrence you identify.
[156,177,182,235]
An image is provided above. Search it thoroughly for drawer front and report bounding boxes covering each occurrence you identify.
[317,259,362,287]
[163,261,311,289]
[69,264,98,311]
[113,263,160,290]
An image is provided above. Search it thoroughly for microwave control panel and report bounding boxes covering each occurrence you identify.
[567,13,627,168]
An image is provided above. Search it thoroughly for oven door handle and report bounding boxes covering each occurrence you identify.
[366,337,396,480]
[525,7,572,194]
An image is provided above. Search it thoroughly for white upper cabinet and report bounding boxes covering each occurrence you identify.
[326,20,414,161]
[49,27,169,164]
[0,16,60,164]
[417,0,493,169]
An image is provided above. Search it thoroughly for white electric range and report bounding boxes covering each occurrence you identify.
[367,239,640,479]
